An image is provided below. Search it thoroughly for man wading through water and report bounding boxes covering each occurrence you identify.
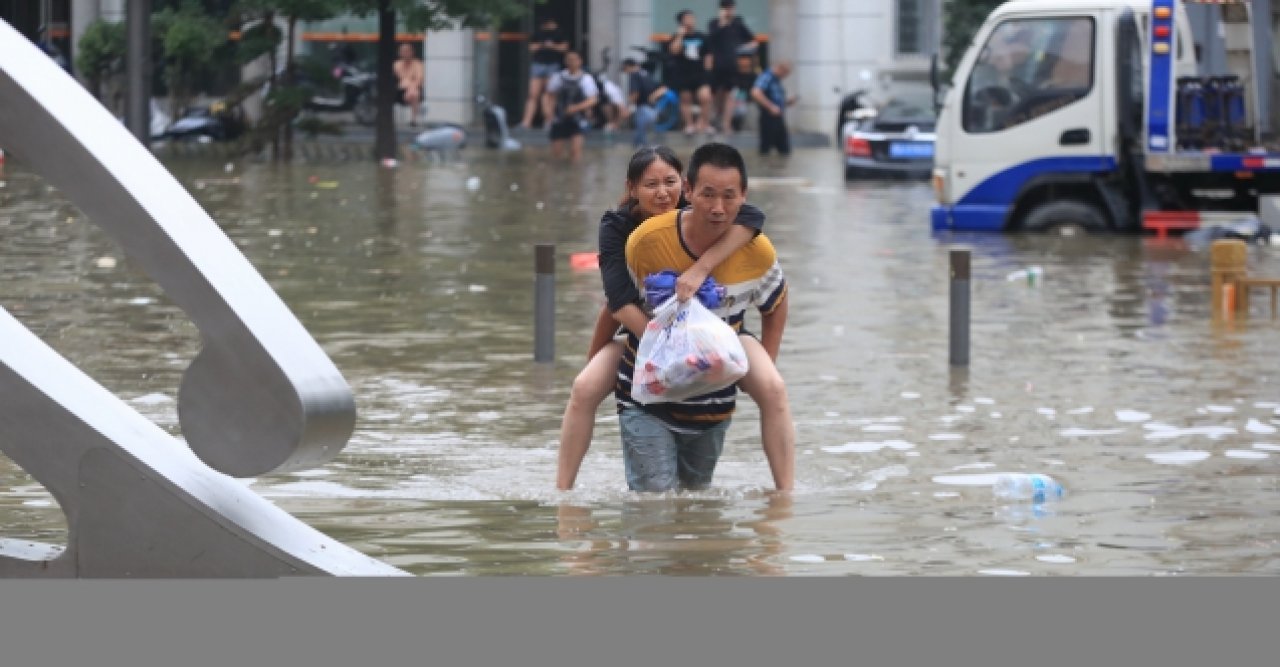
[613,143,792,492]
[545,51,598,162]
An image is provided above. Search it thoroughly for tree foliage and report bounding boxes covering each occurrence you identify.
[154,1,230,114]
[75,20,128,101]
[345,0,529,31]
[942,0,1004,79]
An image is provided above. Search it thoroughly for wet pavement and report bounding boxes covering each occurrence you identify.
[1,144,1279,575]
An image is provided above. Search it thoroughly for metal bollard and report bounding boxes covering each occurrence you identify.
[535,243,555,362]
[949,248,970,366]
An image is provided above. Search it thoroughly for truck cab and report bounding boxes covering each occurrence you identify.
[931,0,1277,234]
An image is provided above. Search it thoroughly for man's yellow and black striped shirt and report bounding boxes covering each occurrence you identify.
[616,208,787,431]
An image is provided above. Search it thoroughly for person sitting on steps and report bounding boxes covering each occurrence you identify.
[393,43,424,127]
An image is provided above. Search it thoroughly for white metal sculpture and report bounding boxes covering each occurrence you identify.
[0,20,407,577]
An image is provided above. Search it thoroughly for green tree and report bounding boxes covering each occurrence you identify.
[154,1,229,117]
[942,0,1004,80]
[234,1,344,159]
[346,0,531,161]
[75,20,128,104]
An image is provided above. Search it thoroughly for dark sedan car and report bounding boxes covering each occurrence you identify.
[842,92,936,179]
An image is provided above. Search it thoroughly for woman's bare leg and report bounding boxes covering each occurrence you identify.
[696,85,713,132]
[679,90,695,134]
[737,336,795,490]
[520,77,547,128]
[557,341,624,489]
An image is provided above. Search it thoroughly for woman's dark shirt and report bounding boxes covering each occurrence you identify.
[598,202,765,313]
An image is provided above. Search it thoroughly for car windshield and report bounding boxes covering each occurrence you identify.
[878,94,936,123]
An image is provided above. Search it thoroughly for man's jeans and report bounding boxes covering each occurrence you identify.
[619,407,730,492]
[632,105,657,147]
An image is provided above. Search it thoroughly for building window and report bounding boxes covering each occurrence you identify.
[896,0,938,56]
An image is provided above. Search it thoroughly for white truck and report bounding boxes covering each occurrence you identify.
[931,0,1279,235]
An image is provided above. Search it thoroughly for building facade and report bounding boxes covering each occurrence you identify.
[16,1,1279,138]
[421,0,944,135]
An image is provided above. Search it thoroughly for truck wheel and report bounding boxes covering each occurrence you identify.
[1021,200,1107,235]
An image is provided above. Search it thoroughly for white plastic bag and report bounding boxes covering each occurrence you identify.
[631,297,749,404]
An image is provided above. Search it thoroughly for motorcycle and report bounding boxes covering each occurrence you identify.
[302,62,377,126]
[164,101,245,143]
[477,94,521,150]
[266,61,377,126]
[835,88,875,145]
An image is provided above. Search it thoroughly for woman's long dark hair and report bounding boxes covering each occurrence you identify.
[617,145,686,219]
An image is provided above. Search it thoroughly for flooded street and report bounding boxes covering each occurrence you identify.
[2,144,1279,576]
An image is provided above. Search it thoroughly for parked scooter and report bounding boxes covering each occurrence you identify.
[164,101,245,143]
[302,61,377,125]
[835,89,875,145]
[477,94,521,150]
[267,60,377,126]
[411,123,467,154]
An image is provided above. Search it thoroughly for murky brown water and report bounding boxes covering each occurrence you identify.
[2,144,1279,575]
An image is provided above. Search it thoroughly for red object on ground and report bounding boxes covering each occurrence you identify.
[1142,210,1201,239]
[569,252,599,270]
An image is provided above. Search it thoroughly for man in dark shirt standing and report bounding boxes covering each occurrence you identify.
[750,61,797,157]
[705,1,757,135]
[666,9,713,136]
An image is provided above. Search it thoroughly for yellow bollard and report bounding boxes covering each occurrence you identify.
[1210,239,1248,319]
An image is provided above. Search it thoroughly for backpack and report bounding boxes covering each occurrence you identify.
[555,73,587,119]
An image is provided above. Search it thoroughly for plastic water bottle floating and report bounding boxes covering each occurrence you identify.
[1005,265,1044,286]
[992,473,1064,503]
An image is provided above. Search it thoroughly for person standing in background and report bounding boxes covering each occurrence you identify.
[545,51,599,162]
[519,17,570,129]
[705,1,757,135]
[667,9,713,137]
[750,61,797,157]
[392,43,424,127]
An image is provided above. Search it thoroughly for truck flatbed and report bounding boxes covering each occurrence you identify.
[1145,151,1280,172]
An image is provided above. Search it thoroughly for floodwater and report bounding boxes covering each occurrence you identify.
[2,144,1279,576]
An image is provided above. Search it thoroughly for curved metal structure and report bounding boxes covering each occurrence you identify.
[0,20,406,577]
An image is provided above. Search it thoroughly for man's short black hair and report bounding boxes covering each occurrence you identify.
[687,142,748,191]
[676,9,692,23]
[622,58,639,68]
[719,0,736,8]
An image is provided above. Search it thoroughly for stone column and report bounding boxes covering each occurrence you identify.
[790,0,881,136]
[590,0,620,80]
[424,27,475,125]
[618,0,652,72]
[70,0,101,82]
[769,0,800,127]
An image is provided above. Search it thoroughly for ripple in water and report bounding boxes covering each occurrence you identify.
[1145,451,1212,465]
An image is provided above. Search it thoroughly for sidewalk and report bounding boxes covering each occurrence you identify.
[153,116,830,162]
[505,124,831,149]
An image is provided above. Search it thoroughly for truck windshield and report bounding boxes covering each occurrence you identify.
[963,17,1095,134]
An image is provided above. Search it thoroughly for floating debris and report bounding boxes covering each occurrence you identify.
[1245,418,1276,434]
[1145,450,1211,465]
[1116,409,1151,423]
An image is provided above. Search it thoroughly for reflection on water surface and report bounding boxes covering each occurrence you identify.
[1,146,1278,575]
